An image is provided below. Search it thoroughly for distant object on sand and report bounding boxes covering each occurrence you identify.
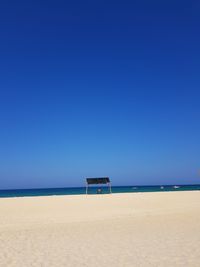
[85,177,112,194]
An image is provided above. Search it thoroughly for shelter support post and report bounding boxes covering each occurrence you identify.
[86,183,88,194]
[109,182,112,193]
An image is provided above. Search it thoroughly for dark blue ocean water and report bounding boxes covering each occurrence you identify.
[0,184,200,198]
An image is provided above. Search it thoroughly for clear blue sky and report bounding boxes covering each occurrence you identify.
[0,0,200,189]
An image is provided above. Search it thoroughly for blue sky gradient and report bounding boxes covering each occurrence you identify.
[0,0,200,189]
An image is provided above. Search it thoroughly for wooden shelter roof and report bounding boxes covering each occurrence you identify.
[86,177,110,185]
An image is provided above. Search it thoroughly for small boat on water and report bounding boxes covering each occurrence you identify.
[160,186,164,190]
[132,187,137,190]
[173,186,180,189]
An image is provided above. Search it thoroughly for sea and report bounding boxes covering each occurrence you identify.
[0,184,200,198]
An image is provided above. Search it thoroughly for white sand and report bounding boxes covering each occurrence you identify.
[0,191,200,266]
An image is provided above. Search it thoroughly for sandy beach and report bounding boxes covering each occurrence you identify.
[0,191,200,266]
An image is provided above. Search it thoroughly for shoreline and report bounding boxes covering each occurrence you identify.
[0,184,200,199]
[0,188,199,199]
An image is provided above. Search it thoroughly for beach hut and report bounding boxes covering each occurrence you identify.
[85,177,112,194]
